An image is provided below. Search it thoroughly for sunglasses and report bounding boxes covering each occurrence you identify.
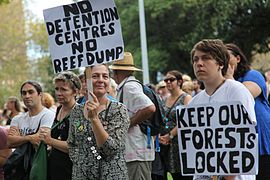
[164,77,177,83]
[63,73,79,89]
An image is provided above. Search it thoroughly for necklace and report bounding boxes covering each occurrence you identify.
[207,78,226,96]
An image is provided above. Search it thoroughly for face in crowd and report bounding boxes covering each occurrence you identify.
[191,39,229,82]
[54,71,81,106]
[164,70,183,91]
[91,64,110,97]
[20,81,42,110]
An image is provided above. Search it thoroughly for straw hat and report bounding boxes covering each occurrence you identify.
[109,52,142,71]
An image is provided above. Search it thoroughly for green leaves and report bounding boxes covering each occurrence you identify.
[0,0,9,5]
[0,0,30,106]
[116,0,270,83]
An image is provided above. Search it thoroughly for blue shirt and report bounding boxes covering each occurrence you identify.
[238,70,270,155]
[107,94,118,102]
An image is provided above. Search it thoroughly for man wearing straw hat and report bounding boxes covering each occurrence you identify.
[110,52,156,180]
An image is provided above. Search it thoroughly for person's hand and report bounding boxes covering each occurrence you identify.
[8,127,20,136]
[28,133,40,147]
[39,128,52,146]
[225,63,235,80]
[84,92,100,121]
[159,134,170,145]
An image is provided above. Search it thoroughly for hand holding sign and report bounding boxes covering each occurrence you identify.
[83,92,100,122]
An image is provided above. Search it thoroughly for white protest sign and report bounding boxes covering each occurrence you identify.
[176,101,258,176]
[43,0,124,73]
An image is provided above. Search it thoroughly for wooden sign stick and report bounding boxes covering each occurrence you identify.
[85,67,93,101]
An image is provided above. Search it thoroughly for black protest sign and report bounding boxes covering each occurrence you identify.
[176,101,258,176]
[43,0,124,73]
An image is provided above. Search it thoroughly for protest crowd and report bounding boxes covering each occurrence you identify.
[1,1,270,180]
[1,40,270,180]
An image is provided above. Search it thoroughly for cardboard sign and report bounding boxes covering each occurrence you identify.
[43,0,124,73]
[176,101,258,176]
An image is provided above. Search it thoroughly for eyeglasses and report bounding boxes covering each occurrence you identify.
[164,77,177,83]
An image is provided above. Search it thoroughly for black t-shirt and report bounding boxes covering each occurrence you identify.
[48,106,72,180]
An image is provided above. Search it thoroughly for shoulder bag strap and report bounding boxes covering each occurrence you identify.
[163,93,184,120]
[51,105,73,130]
[104,101,112,121]
[51,118,66,130]
[34,113,46,134]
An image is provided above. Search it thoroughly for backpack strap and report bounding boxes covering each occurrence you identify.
[119,79,141,103]
[118,79,154,148]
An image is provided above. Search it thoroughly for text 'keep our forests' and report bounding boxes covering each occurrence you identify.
[177,104,255,150]
[176,103,257,175]
[45,1,123,73]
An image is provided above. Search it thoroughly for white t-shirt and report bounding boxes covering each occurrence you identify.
[117,76,155,162]
[191,79,256,180]
[11,107,55,135]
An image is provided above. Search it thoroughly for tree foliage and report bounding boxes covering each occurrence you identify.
[115,0,270,82]
[27,19,55,94]
[1,0,268,108]
[0,0,29,107]
[0,0,9,5]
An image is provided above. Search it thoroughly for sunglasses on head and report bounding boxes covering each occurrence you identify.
[63,73,79,89]
[164,77,177,83]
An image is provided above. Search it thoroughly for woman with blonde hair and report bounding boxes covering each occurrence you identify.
[182,81,194,95]
[40,71,81,180]
[42,92,57,112]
